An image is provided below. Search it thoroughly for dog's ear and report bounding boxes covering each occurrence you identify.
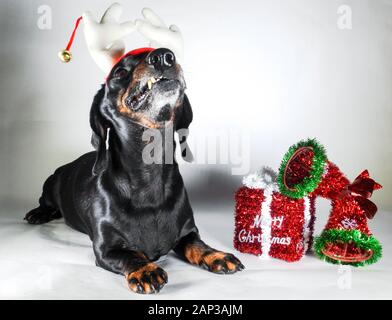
[90,86,109,175]
[175,94,194,162]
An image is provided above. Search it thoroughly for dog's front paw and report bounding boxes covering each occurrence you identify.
[24,207,61,225]
[126,263,168,294]
[201,252,245,274]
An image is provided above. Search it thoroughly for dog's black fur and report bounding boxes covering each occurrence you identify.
[25,49,243,294]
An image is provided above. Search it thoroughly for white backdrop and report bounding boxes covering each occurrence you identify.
[0,0,391,211]
[0,0,392,209]
[0,0,392,300]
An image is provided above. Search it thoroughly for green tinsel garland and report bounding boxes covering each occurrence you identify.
[314,229,382,267]
[277,138,327,199]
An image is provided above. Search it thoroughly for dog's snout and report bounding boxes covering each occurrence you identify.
[146,48,176,71]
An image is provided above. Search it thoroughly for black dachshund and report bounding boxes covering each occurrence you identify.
[25,48,244,294]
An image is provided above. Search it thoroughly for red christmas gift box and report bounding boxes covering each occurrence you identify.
[234,168,316,262]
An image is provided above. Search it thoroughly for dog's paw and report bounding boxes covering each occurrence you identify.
[201,252,245,274]
[126,263,168,294]
[24,207,61,225]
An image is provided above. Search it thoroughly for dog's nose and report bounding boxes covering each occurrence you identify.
[146,48,176,72]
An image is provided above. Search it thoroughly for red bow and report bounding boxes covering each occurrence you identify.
[340,170,382,219]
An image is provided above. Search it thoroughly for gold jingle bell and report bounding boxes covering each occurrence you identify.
[58,49,72,63]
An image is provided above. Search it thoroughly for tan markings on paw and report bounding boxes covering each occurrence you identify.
[202,252,228,272]
[126,263,156,280]
[202,251,226,265]
[184,244,205,265]
[184,245,245,274]
[202,251,245,274]
[226,261,237,271]
[126,263,168,294]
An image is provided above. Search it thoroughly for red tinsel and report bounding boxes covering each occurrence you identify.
[320,169,381,237]
[234,187,316,262]
[313,161,349,199]
[235,148,382,265]
[314,166,382,265]
[284,148,314,189]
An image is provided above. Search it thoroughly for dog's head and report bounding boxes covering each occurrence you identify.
[90,48,193,174]
[108,48,187,128]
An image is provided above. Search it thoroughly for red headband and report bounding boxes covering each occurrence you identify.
[112,47,155,68]
[106,47,155,81]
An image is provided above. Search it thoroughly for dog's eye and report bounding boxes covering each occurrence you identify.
[114,68,128,78]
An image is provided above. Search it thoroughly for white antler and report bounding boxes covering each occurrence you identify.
[136,8,184,63]
[82,3,136,74]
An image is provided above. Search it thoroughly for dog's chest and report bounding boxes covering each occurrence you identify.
[119,209,180,260]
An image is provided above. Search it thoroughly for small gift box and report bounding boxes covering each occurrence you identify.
[234,168,316,262]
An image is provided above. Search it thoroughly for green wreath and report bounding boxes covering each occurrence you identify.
[277,138,327,199]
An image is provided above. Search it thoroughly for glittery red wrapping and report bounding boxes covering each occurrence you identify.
[269,192,307,262]
[284,148,314,189]
[325,196,371,236]
[306,195,317,253]
[234,187,316,262]
[234,187,265,256]
[314,163,374,237]
[313,161,350,199]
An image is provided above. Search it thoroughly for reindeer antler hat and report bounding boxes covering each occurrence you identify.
[58,3,184,74]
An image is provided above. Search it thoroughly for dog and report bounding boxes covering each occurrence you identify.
[25,48,244,294]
